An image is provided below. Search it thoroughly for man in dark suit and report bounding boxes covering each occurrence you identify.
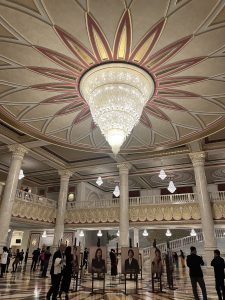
[187,246,207,300]
[211,249,225,300]
[46,243,66,300]
[125,249,139,274]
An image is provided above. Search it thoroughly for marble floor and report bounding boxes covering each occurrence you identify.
[0,263,220,300]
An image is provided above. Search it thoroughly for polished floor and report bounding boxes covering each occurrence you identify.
[0,262,220,299]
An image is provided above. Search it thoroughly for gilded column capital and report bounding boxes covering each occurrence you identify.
[8,144,28,160]
[58,169,73,181]
[189,151,205,167]
[117,163,130,174]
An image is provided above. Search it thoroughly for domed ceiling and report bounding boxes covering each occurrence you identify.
[0,0,225,154]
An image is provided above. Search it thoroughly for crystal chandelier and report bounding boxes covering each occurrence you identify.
[96,176,103,186]
[97,230,103,237]
[80,63,154,155]
[42,230,47,238]
[116,230,120,237]
[159,169,167,180]
[190,229,197,237]
[167,180,176,193]
[19,169,25,180]
[113,185,120,197]
[142,229,148,237]
[165,229,172,237]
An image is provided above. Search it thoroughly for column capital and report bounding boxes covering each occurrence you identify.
[189,151,205,167]
[117,163,130,174]
[8,144,28,160]
[58,169,73,180]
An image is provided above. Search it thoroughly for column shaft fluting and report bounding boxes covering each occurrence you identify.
[118,163,129,247]
[0,145,27,249]
[53,170,72,248]
[189,152,216,265]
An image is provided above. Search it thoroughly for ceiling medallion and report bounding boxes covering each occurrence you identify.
[80,63,154,155]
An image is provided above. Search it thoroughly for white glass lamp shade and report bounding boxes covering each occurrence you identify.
[19,169,25,180]
[80,63,154,155]
[113,185,120,197]
[167,181,176,193]
[190,229,197,237]
[97,230,103,237]
[158,169,167,180]
[79,230,84,237]
[96,176,103,186]
[116,230,120,237]
[166,229,172,237]
[42,230,47,238]
[142,229,148,237]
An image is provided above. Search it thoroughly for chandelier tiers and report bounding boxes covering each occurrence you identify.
[80,63,155,155]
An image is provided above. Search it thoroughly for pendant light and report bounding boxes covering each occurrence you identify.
[142,229,148,236]
[167,180,176,193]
[166,229,172,237]
[113,185,120,197]
[190,229,197,237]
[96,176,103,186]
[97,230,103,237]
[79,230,84,237]
[159,169,167,180]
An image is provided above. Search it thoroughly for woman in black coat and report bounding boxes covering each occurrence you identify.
[59,246,73,300]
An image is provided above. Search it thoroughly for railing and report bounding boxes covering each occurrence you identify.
[67,193,198,209]
[142,229,225,259]
[14,190,225,210]
[15,189,56,207]
[210,191,225,202]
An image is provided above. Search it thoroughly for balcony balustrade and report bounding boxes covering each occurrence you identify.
[10,190,225,225]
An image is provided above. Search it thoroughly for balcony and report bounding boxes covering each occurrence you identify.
[11,190,225,225]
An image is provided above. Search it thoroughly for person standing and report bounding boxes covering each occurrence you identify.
[82,248,88,270]
[19,249,24,265]
[12,249,20,272]
[46,243,65,300]
[110,249,118,278]
[0,247,8,277]
[30,248,40,271]
[59,246,73,300]
[187,246,207,300]
[24,248,29,265]
[174,252,179,268]
[180,250,186,268]
[41,246,51,278]
[211,249,225,300]
[6,248,12,272]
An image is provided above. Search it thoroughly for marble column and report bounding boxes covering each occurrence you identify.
[0,144,28,250]
[133,228,139,247]
[118,163,129,247]
[189,151,216,265]
[53,170,72,250]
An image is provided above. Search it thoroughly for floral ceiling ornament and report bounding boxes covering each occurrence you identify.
[27,9,209,152]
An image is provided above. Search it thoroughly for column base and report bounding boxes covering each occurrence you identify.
[203,246,216,267]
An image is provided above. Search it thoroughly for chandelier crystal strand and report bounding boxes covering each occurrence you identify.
[80,63,154,155]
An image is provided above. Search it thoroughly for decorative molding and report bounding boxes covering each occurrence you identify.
[189,151,205,167]
[117,163,130,174]
[58,169,73,180]
[8,144,28,160]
